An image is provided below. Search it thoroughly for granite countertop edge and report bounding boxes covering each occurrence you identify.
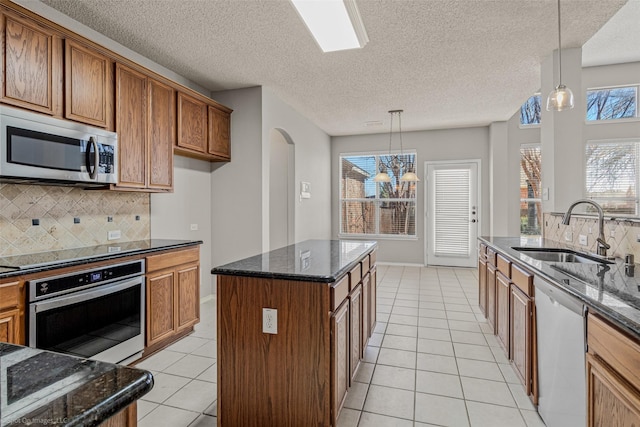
[0,240,203,280]
[212,242,377,283]
[479,236,640,338]
[67,371,154,427]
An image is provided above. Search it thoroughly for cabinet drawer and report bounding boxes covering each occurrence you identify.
[147,247,199,272]
[349,263,362,290]
[487,248,497,266]
[0,281,20,311]
[588,313,640,392]
[362,255,370,273]
[369,250,377,267]
[331,275,349,311]
[497,254,511,278]
[479,243,487,260]
[512,264,533,297]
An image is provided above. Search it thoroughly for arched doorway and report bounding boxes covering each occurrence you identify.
[269,128,295,250]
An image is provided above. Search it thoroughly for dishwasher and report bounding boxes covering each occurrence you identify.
[534,276,586,427]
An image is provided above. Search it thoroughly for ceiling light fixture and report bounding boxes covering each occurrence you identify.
[546,0,574,111]
[290,0,368,53]
[373,110,420,183]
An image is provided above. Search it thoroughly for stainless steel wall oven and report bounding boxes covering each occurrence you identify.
[28,260,145,364]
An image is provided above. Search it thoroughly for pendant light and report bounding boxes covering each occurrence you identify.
[546,0,574,111]
[373,110,419,182]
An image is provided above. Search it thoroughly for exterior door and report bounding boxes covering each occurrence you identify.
[425,160,479,267]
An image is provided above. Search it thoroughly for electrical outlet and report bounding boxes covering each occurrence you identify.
[190,223,198,231]
[610,230,616,238]
[579,234,588,245]
[108,230,121,240]
[263,308,277,334]
[565,231,573,242]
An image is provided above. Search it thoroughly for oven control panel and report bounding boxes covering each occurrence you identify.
[28,260,145,301]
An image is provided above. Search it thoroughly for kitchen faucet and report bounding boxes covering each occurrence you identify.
[562,199,611,257]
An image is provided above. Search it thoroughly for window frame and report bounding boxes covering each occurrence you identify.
[585,84,639,124]
[519,143,542,237]
[339,150,418,240]
[584,138,640,216]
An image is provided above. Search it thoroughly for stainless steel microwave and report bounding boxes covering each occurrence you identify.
[0,105,118,187]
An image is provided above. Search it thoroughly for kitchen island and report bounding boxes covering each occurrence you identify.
[212,239,377,427]
[0,343,153,427]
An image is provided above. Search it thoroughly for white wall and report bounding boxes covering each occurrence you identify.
[150,157,213,297]
[209,87,264,266]
[331,127,490,265]
[262,88,332,248]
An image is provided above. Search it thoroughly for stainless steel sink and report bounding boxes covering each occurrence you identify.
[512,247,614,264]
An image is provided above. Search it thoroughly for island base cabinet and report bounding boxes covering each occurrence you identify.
[587,353,640,427]
[98,403,137,427]
[217,275,331,427]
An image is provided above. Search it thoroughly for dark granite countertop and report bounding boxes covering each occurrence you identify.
[0,343,153,427]
[480,236,640,339]
[212,239,377,283]
[0,239,202,280]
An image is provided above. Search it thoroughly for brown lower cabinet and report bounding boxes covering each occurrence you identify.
[0,279,24,345]
[331,299,349,422]
[349,283,362,383]
[486,263,497,333]
[145,247,200,354]
[496,271,510,356]
[98,403,137,427]
[587,313,640,426]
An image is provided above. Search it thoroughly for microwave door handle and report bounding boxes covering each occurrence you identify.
[85,137,98,179]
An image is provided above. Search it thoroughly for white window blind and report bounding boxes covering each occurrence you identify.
[433,169,470,256]
[585,141,638,215]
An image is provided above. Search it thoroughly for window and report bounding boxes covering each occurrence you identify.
[520,145,542,236]
[585,140,639,215]
[340,152,417,237]
[520,94,541,126]
[586,86,638,121]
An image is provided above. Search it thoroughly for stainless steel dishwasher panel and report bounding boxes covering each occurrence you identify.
[534,276,586,427]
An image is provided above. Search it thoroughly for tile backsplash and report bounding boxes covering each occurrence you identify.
[544,212,640,259]
[0,183,150,256]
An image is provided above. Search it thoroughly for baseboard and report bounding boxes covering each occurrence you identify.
[377,261,426,267]
[200,294,216,304]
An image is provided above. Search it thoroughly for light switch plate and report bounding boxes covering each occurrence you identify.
[565,231,573,242]
[108,230,121,240]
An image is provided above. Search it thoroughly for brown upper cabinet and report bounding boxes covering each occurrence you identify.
[65,39,113,129]
[177,92,207,153]
[0,8,62,116]
[115,63,174,192]
[208,105,231,159]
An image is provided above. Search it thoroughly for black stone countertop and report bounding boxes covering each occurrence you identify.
[212,239,377,283]
[0,343,153,427]
[481,236,640,339]
[0,239,202,280]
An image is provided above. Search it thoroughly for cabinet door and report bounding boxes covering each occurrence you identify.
[177,92,207,153]
[587,353,640,427]
[1,11,61,115]
[115,63,146,189]
[496,271,510,357]
[349,284,362,383]
[369,266,377,337]
[146,271,175,346]
[486,264,497,333]
[176,262,200,331]
[361,272,370,352]
[331,300,349,425]
[510,284,532,394]
[0,308,18,344]
[478,257,487,317]
[65,39,111,128]
[208,106,230,158]
[148,78,175,190]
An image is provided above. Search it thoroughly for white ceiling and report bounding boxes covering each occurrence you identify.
[39,0,631,136]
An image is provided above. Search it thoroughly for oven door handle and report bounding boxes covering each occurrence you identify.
[31,276,143,313]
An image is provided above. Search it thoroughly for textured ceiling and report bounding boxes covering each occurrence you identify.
[38,0,628,136]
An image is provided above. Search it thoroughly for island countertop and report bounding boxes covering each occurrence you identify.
[211,239,377,283]
[0,343,153,427]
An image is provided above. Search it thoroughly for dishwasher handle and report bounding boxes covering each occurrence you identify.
[534,276,585,316]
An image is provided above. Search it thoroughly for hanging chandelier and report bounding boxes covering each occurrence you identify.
[546,0,574,111]
[373,110,419,183]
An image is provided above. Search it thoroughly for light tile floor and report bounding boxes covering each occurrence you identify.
[134,265,547,427]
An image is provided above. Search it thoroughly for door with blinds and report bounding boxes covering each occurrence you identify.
[425,161,479,267]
